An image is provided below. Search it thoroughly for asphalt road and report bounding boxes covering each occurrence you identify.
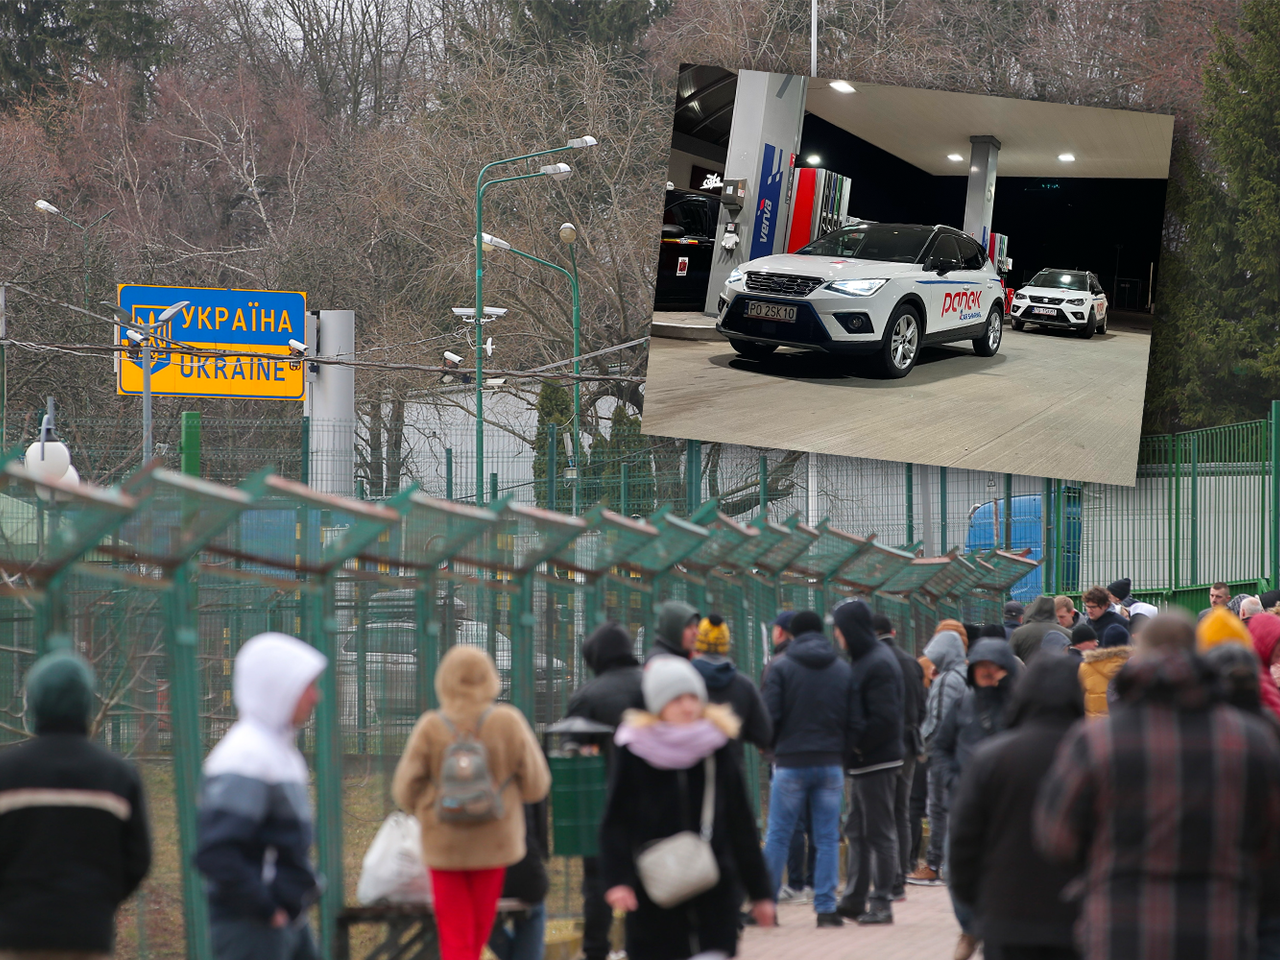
[640,311,1153,486]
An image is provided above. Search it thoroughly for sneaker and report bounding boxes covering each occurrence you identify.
[777,884,798,902]
[799,886,814,902]
[816,912,845,928]
[954,933,981,960]
[857,908,893,925]
[906,865,944,886]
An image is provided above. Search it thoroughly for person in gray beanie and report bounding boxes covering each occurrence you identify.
[0,650,151,955]
[601,655,774,959]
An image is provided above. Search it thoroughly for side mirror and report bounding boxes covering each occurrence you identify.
[933,257,959,275]
[662,223,686,240]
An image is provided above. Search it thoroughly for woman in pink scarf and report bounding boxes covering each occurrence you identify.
[600,655,774,960]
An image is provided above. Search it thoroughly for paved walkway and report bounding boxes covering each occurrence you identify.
[739,886,965,960]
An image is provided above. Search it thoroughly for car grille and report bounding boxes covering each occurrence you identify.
[745,272,825,298]
[1030,295,1064,305]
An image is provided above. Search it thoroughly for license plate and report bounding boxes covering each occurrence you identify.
[1031,306,1057,316]
[746,301,797,322]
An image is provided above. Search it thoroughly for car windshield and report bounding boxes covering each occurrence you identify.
[796,224,935,262]
[1029,271,1089,291]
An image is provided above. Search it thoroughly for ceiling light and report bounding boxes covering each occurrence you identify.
[1058,153,1076,162]
[829,80,856,94]
[806,155,821,165]
[947,153,964,162]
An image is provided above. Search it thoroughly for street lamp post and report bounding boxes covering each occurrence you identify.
[474,137,595,505]
[35,200,112,310]
[483,227,582,510]
[117,300,188,463]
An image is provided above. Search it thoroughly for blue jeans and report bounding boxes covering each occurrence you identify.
[763,765,844,914]
[488,901,547,960]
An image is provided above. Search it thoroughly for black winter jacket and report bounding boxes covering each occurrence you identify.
[502,803,550,904]
[761,632,859,769]
[0,733,151,953]
[692,655,773,763]
[566,622,645,734]
[948,655,1084,947]
[838,604,904,773]
[882,633,926,757]
[600,741,772,960]
[931,638,1021,783]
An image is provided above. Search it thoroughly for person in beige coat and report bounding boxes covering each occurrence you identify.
[393,645,550,960]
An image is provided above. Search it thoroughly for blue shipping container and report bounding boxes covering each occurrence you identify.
[966,492,1081,602]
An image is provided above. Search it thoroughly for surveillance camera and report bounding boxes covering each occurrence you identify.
[443,351,463,365]
[125,329,145,344]
[288,338,307,357]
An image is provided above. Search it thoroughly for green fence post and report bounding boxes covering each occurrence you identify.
[1054,480,1065,594]
[686,440,701,516]
[620,463,629,516]
[415,570,438,715]
[309,576,343,960]
[1190,435,1199,586]
[1271,401,1280,588]
[180,411,201,477]
[905,463,913,543]
[513,571,536,718]
[491,472,498,505]
[1003,474,1013,550]
[445,448,453,501]
[164,565,212,960]
[939,467,948,553]
[1042,477,1054,592]
[1174,433,1183,590]
[300,415,310,485]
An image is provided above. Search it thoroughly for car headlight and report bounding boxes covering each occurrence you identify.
[726,266,744,285]
[826,278,889,297]
[1013,292,1027,301]
[1066,297,1086,306]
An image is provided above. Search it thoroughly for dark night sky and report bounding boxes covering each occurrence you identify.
[798,114,1169,307]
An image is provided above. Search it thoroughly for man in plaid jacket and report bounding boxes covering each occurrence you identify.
[1035,613,1280,960]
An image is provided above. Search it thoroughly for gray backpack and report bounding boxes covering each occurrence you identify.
[436,709,508,824]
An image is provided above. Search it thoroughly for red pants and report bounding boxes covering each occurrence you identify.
[429,867,507,960]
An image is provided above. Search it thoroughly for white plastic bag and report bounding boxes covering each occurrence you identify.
[356,811,433,905]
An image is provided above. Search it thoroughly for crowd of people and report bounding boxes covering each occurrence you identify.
[7,580,1280,960]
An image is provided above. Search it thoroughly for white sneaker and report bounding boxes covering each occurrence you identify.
[777,884,798,902]
[799,886,814,903]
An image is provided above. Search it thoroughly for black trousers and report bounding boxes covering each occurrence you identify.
[982,944,1079,960]
[581,855,613,960]
[909,757,928,867]
[839,767,900,912]
[894,754,917,893]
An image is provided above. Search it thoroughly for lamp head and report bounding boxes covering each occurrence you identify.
[157,300,190,323]
[539,163,573,182]
[558,222,578,244]
[567,136,598,149]
[34,200,60,215]
[481,232,511,252]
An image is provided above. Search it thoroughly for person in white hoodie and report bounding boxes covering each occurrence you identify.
[196,633,328,960]
[906,630,967,887]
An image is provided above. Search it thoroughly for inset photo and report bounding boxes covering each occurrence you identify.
[645,66,1174,486]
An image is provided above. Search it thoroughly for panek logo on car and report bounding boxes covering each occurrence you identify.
[942,290,983,323]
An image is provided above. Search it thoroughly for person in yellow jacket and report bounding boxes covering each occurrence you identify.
[1078,623,1133,719]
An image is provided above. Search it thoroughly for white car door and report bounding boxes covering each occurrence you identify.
[1090,275,1108,323]
[921,233,967,331]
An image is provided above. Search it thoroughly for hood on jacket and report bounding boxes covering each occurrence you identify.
[1024,596,1057,623]
[831,599,877,660]
[1249,612,1280,667]
[25,650,94,735]
[1081,645,1133,666]
[1006,653,1085,728]
[1040,630,1071,655]
[786,631,839,669]
[583,621,637,675]
[924,631,967,675]
[691,654,737,690]
[234,632,327,734]
[965,638,1021,686]
[935,619,968,649]
[1113,650,1219,711]
[435,643,501,718]
[656,600,699,651]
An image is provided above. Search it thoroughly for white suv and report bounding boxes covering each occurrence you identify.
[716,222,1005,378]
[1011,269,1108,338]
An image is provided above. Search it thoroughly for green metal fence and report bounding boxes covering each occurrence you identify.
[0,451,1033,960]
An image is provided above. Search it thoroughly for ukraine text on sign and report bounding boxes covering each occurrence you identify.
[116,285,307,401]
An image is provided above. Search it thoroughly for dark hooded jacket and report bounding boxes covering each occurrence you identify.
[930,638,1021,782]
[645,600,698,662]
[692,655,773,762]
[1009,596,1063,664]
[833,600,904,773]
[948,655,1084,947]
[566,621,644,732]
[0,652,151,953]
[1036,652,1280,960]
[761,631,859,769]
[881,631,926,758]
